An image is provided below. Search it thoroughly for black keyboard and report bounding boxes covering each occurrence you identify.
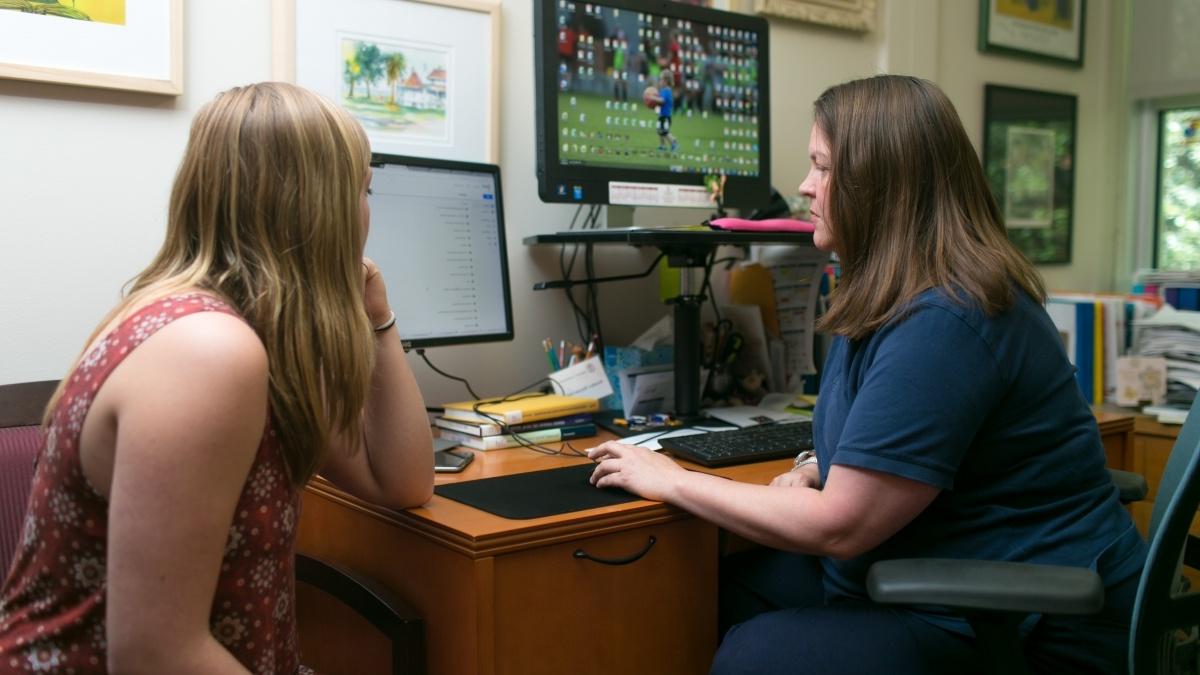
[658,421,814,467]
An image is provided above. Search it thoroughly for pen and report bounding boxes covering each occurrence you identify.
[544,338,560,371]
[585,336,596,360]
[559,340,566,369]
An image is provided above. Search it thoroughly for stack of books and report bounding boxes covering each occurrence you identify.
[434,394,600,451]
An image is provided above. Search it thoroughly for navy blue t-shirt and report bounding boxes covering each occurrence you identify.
[813,287,1146,633]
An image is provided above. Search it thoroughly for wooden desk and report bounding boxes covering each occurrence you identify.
[297,411,1135,675]
[1096,409,1136,474]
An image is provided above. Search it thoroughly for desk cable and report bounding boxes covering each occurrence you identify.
[415,349,480,400]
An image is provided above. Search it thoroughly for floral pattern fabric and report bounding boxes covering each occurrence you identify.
[0,293,301,674]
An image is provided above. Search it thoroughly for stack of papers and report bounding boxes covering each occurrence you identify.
[1136,306,1200,405]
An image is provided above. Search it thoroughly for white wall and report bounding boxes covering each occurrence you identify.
[0,0,1132,399]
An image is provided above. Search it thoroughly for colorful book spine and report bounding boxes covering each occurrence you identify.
[1075,301,1095,404]
[436,423,598,451]
[433,413,595,437]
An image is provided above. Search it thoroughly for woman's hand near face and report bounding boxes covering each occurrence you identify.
[361,256,391,327]
[587,441,689,502]
[320,257,435,510]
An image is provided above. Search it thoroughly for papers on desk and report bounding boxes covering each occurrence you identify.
[702,404,807,428]
[622,425,734,451]
[617,364,708,419]
[751,245,830,392]
[618,365,673,418]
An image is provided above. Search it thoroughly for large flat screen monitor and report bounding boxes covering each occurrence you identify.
[366,153,514,351]
[534,0,771,210]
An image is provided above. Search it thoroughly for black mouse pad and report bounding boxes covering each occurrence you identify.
[434,463,641,519]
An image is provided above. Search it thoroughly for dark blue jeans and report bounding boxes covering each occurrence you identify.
[711,548,1137,675]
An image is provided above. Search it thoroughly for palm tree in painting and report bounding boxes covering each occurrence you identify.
[386,52,406,107]
[355,42,385,101]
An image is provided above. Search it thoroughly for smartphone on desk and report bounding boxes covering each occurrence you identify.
[434,447,475,473]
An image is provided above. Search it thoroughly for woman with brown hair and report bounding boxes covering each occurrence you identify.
[587,75,1144,674]
[0,82,433,673]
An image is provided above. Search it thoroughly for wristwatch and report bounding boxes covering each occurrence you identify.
[792,450,818,471]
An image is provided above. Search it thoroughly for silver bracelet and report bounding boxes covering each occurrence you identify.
[373,310,397,333]
[791,450,817,471]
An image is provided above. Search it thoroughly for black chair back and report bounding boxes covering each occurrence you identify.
[1131,394,1200,674]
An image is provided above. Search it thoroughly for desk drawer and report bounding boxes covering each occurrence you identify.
[491,517,717,675]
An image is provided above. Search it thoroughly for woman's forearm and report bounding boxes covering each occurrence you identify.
[360,328,435,507]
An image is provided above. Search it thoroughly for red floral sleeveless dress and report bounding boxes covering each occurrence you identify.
[0,293,302,674]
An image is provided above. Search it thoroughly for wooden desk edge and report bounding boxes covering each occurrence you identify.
[306,477,698,558]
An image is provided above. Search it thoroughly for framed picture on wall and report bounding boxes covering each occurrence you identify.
[978,0,1085,67]
[754,0,876,32]
[0,0,182,95]
[982,84,1077,265]
[272,0,500,163]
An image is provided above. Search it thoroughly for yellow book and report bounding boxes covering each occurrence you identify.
[441,394,600,425]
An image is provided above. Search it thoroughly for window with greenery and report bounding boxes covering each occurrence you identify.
[1155,108,1200,269]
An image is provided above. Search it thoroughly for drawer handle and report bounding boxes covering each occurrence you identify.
[573,535,657,566]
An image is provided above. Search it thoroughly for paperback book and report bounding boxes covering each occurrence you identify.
[433,413,595,437]
[436,423,598,451]
[441,394,600,425]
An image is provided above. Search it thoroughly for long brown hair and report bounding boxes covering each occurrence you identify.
[47,82,375,487]
[814,75,1045,340]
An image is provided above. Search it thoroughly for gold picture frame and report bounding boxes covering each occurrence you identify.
[753,0,876,32]
[273,0,501,163]
[978,0,1085,67]
[0,0,182,95]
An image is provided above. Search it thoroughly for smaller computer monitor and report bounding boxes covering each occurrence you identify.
[366,153,514,350]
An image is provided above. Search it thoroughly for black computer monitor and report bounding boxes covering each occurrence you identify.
[533,0,771,210]
[366,153,514,351]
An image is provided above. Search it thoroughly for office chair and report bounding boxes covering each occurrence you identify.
[866,399,1200,675]
[0,380,426,675]
[0,380,55,574]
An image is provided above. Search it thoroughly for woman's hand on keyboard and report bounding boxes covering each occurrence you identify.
[587,441,687,502]
[770,464,821,489]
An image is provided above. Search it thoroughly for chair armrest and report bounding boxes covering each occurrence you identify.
[1108,468,1148,504]
[295,552,422,631]
[866,558,1104,615]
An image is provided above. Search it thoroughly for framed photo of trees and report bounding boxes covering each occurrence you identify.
[982,84,1077,264]
[273,0,500,162]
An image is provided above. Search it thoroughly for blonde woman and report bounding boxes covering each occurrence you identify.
[0,82,434,674]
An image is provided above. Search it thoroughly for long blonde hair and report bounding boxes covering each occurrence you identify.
[48,82,375,487]
[813,75,1045,340]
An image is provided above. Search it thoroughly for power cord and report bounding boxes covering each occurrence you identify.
[416,348,481,400]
